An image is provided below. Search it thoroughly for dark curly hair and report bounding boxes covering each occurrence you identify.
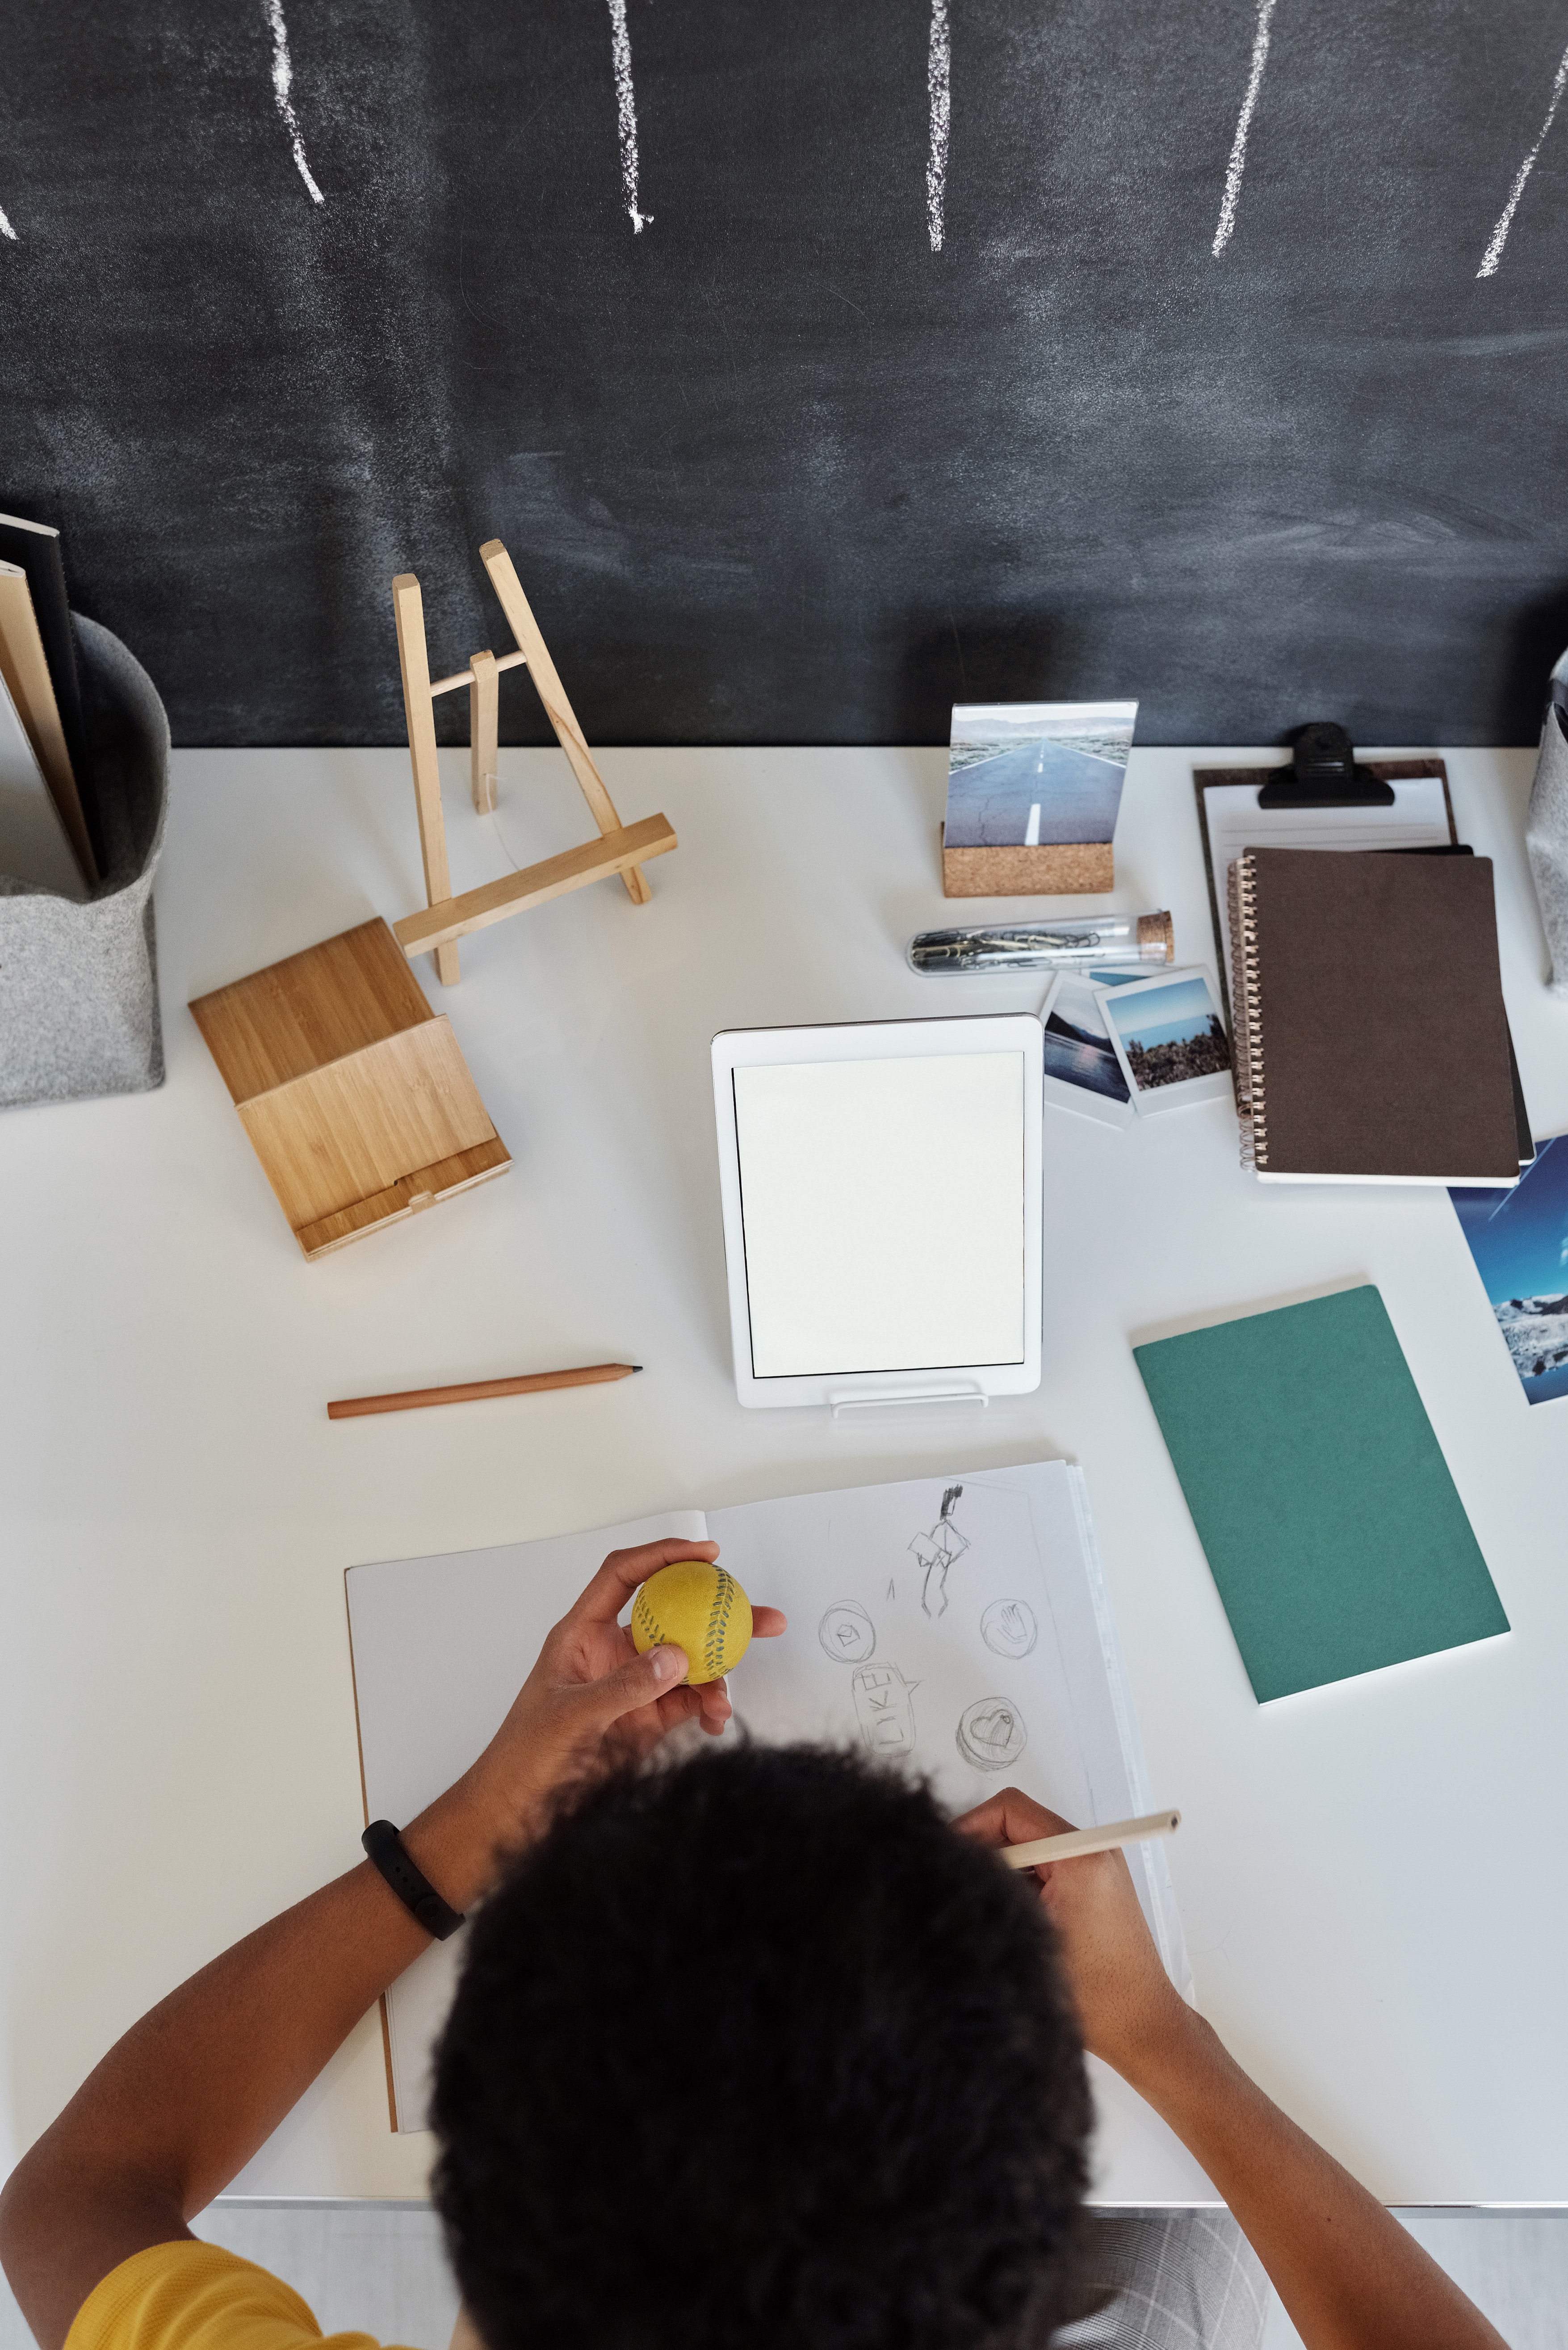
[431,1744,1091,2350]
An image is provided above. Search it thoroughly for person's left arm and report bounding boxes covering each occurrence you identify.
[0,1537,783,2350]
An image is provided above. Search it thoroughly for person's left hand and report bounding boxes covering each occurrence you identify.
[419,1539,785,1897]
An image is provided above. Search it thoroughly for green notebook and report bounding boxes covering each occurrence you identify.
[1133,1286,1509,1703]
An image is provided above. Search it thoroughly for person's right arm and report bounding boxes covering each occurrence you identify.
[954,1788,1506,2350]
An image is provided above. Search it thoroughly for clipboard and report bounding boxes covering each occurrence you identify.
[1194,758,1457,1027]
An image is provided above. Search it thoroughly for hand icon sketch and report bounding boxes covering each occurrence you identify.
[981,1598,1038,1658]
[910,1484,967,1618]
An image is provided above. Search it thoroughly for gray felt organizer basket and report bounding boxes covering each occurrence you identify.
[0,616,170,1108]
[1528,651,1568,1001]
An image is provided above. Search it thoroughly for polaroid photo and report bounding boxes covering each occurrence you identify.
[945,701,1137,849]
[1040,967,1155,1128]
[1094,969,1233,1115]
[1450,1133,1568,1406]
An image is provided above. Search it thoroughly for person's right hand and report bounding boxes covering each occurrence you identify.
[952,1785,1193,2086]
[408,1540,786,1912]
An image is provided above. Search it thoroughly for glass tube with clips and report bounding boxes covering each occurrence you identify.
[907,911,1174,975]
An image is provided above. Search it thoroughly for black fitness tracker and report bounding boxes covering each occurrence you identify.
[361,1818,467,1941]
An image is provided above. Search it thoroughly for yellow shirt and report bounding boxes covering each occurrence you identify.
[64,2242,406,2350]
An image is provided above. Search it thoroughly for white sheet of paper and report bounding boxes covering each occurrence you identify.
[348,1512,709,2132]
[732,1053,1028,1376]
[1202,776,1452,981]
[346,1465,1188,2145]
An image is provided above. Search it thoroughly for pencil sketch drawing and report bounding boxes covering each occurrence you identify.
[956,1695,1028,1771]
[981,1599,1038,1658]
[1477,33,1568,277]
[887,1578,896,1601]
[819,1601,877,1663]
[852,1664,920,1756]
[262,0,325,205]
[607,0,653,232]
[911,1485,967,1619]
[1212,0,1276,257]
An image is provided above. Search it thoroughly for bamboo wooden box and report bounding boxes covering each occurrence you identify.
[189,919,509,1259]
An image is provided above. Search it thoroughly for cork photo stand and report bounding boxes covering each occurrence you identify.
[941,830,1115,896]
[940,701,1135,898]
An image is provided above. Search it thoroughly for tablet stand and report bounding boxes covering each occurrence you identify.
[190,917,510,1258]
[390,539,678,983]
[829,1385,989,1419]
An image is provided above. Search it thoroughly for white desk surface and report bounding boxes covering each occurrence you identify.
[1,744,1563,2208]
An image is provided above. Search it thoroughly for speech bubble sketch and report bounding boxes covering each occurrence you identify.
[910,1483,968,1618]
[852,1664,920,1756]
[956,1695,1027,1771]
[819,1601,877,1664]
[981,1599,1038,1659]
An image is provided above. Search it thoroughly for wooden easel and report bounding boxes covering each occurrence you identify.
[390,539,677,983]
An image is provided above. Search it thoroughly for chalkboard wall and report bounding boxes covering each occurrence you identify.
[5,0,1568,747]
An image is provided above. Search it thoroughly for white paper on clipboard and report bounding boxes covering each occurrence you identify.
[1196,767,1455,1014]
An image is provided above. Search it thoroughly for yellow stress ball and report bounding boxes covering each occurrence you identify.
[631,1560,753,1687]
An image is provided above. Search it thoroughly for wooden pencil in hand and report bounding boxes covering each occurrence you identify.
[998,1808,1181,1870]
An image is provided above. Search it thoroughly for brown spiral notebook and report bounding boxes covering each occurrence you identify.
[1227,847,1521,1185]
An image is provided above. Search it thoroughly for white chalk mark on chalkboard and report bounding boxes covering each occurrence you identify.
[0,207,16,243]
[927,0,950,252]
[1212,0,1276,258]
[607,0,652,232]
[263,0,325,204]
[1477,38,1568,278]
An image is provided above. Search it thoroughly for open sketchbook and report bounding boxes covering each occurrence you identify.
[346,1462,1190,2141]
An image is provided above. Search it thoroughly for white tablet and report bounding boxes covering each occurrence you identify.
[711,1015,1044,1411]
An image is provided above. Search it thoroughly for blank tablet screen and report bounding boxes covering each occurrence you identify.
[732,1052,1027,1378]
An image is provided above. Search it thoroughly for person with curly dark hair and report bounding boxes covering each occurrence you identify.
[0,1537,1505,2350]
[431,1742,1092,2350]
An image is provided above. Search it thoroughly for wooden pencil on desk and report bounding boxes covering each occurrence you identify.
[327,1362,641,1419]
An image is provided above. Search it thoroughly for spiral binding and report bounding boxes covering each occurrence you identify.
[1227,854,1268,1172]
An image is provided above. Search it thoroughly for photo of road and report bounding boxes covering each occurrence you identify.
[945,740,1127,847]
[945,700,1136,849]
